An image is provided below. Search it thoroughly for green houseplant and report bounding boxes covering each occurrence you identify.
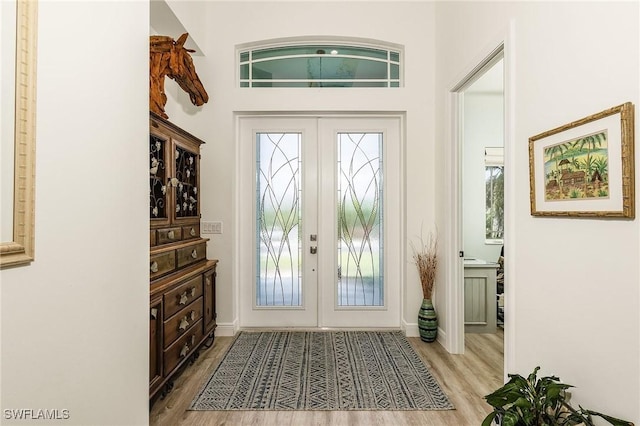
[482,366,634,426]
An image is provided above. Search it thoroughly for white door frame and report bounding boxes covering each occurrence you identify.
[444,24,516,377]
[235,113,405,330]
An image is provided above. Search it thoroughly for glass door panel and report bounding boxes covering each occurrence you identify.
[174,145,198,218]
[150,133,168,222]
[256,133,302,307]
[337,133,383,307]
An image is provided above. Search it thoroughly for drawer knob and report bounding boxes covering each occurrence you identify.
[150,308,158,320]
[180,343,190,358]
[179,287,197,305]
[150,261,158,273]
[189,227,196,236]
[168,230,176,240]
[178,311,196,332]
[179,317,190,331]
[191,249,198,259]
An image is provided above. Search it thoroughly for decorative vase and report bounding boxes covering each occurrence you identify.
[418,298,438,342]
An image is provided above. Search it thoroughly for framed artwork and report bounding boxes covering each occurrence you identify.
[1,0,37,268]
[529,102,635,218]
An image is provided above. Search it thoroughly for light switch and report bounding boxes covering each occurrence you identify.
[211,221,223,234]
[202,221,223,234]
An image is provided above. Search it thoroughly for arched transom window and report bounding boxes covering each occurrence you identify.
[239,42,402,88]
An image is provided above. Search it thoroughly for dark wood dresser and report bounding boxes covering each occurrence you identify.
[148,112,217,401]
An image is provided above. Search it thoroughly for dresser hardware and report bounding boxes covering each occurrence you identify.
[150,261,158,273]
[190,228,196,236]
[191,249,198,259]
[150,308,158,320]
[168,230,175,239]
[180,343,190,358]
[179,317,190,331]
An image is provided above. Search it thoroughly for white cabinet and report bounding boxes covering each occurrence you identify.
[464,258,499,333]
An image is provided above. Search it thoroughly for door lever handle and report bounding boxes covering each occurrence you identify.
[310,246,317,254]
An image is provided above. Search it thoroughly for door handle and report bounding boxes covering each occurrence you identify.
[310,246,317,254]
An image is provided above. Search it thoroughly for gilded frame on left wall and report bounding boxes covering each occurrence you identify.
[1,0,37,268]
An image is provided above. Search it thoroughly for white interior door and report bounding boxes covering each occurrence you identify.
[238,116,401,328]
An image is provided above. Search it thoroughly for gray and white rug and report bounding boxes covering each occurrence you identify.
[190,331,454,411]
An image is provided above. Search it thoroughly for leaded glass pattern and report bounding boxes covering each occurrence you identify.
[174,146,198,218]
[256,133,302,306]
[337,133,383,306]
[150,135,167,219]
[240,44,401,88]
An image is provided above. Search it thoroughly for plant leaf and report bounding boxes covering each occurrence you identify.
[584,409,635,426]
[481,411,497,426]
[502,411,521,426]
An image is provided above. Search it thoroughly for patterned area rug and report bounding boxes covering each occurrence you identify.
[190,331,454,411]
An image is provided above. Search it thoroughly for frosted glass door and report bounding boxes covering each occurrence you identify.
[239,116,401,328]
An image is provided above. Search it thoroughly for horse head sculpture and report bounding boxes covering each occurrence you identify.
[150,33,209,119]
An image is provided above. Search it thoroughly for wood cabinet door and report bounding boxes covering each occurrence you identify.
[150,128,172,227]
[172,136,200,224]
[203,268,217,334]
[149,297,163,392]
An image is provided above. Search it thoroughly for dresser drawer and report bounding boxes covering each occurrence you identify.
[150,251,175,280]
[163,296,203,348]
[164,319,203,376]
[156,227,182,245]
[163,275,203,318]
[182,224,199,241]
[176,242,206,268]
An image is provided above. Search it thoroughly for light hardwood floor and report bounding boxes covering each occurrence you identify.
[150,331,503,426]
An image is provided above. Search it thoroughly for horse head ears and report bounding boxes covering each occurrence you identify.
[175,33,189,48]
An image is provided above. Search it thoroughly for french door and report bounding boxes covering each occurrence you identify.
[238,116,401,328]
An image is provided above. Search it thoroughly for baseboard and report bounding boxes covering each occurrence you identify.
[403,320,447,345]
[403,320,420,337]
[214,321,238,336]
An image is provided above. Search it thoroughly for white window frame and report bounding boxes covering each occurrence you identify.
[485,147,504,245]
[238,38,403,88]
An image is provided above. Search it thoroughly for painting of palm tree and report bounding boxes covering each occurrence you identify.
[530,102,634,218]
[543,130,609,201]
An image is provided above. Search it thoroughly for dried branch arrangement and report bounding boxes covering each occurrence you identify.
[411,231,438,300]
[150,33,209,119]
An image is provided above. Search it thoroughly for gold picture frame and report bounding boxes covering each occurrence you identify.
[1,0,37,268]
[529,102,635,218]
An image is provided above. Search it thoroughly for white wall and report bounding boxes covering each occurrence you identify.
[162,1,439,335]
[0,2,149,425]
[436,1,639,423]
[463,91,503,262]
[0,1,636,424]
